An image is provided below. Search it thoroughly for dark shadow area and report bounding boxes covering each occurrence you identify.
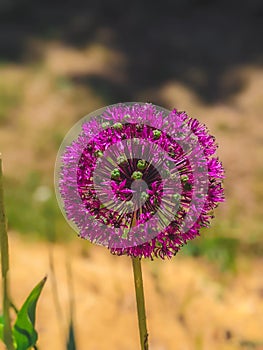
[0,0,262,103]
[70,74,133,105]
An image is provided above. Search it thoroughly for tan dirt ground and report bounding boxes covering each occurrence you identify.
[0,233,262,350]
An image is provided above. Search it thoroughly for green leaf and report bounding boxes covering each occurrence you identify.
[66,320,77,350]
[13,276,47,350]
[0,315,4,341]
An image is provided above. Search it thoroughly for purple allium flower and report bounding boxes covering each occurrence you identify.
[55,103,224,259]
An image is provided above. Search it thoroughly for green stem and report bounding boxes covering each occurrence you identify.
[0,156,15,350]
[132,257,149,350]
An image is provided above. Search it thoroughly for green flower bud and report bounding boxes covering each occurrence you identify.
[140,191,149,201]
[132,171,143,180]
[181,175,192,190]
[113,122,123,130]
[111,168,121,180]
[181,174,189,182]
[153,129,161,139]
[172,194,181,203]
[102,121,110,129]
[184,182,192,191]
[137,159,147,170]
[125,201,134,210]
[94,150,103,157]
[156,240,163,248]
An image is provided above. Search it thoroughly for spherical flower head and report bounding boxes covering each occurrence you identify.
[55,102,225,259]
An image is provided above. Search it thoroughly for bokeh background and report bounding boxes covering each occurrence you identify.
[0,1,263,349]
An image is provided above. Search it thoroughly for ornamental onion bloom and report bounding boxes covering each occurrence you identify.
[55,103,224,259]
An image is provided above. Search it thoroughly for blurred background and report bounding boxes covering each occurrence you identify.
[0,1,262,349]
